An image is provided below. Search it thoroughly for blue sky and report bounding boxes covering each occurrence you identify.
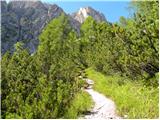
[6,0,132,23]
[41,0,132,23]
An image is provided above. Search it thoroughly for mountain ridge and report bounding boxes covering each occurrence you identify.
[1,0,106,54]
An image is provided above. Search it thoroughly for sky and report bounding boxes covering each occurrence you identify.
[6,0,133,23]
[41,0,132,23]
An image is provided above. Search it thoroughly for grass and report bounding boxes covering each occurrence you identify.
[64,90,93,119]
[86,68,159,119]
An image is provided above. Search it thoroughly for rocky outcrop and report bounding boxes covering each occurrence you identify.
[1,1,106,54]
[71,7,106,23]
[1,0,64,53]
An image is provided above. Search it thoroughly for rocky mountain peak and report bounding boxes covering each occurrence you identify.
[72,6,106,23]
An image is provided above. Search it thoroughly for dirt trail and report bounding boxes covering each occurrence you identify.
[82,79,121,119]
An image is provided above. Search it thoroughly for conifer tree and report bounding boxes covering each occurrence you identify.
[37,13,82,117]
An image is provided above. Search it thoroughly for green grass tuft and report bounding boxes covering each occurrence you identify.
[64,90,93,119]
[86,68,159,119]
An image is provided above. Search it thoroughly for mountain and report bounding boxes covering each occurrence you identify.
[1,0,64,54]
[1,1,106,54]
[71,7,106,23]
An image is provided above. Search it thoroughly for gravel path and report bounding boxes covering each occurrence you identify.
[82,79,121,119]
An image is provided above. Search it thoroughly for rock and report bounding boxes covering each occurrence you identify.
[86,79,94,85]
[1,0,64,54]
[1,1,107,54]
[71,6,106,23]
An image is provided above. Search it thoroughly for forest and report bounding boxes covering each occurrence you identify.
[1,1,159,119]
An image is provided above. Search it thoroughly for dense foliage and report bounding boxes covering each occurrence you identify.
[1,14,85,119]
[1,1,158,119]
[80,1,159,84]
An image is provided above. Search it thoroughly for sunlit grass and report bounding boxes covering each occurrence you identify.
[64,90,93,118]
[86,68,159,119]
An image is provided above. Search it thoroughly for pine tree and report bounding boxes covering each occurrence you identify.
[37,13,82,118]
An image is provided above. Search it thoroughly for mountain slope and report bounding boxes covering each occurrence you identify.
[1,1,106,54]
[1,1,64,53]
